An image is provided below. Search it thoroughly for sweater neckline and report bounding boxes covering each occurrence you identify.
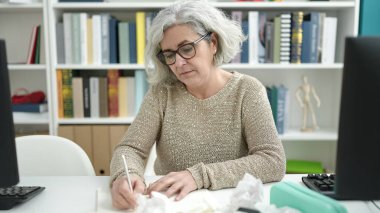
[179,71,241,103]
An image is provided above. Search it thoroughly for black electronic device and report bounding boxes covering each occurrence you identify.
[0,39,45,210]
[303,37,380,200]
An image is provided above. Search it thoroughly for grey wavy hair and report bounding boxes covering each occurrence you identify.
[145,0,245,86]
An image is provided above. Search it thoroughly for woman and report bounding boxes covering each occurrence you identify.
[110,0,286,209]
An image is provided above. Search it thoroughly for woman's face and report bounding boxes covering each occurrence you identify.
[159,24,217,87]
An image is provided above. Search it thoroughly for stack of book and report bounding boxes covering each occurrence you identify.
[12,102,48,113]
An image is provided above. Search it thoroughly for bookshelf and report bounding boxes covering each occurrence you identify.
[0,1,52,134]
[3,0,360,172]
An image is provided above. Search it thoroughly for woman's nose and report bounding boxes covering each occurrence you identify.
[174,53,187,67]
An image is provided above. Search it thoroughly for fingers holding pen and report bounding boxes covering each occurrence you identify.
[111,177,137,209]
[111,174,146,210]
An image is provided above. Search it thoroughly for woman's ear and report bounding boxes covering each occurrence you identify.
[210,32,218,53]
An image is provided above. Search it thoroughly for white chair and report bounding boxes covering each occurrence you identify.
[15,135,96,176]
[144,143,157,176]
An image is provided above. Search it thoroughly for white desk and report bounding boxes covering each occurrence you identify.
[1,175,379,213]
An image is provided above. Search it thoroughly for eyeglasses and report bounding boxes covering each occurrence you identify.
[157,32,211,65]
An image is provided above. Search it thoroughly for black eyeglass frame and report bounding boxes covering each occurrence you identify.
[156,32,212,65]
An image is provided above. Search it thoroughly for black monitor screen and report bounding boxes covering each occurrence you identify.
[0,39,19,187]
[335,37,380,200]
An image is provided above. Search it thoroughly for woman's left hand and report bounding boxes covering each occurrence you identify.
[146,170,197,201]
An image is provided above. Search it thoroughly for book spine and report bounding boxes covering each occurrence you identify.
[82,73,91,118]
[12,103,48,113]
[87,18,93,64]
[290,11,304,64]
[56,22,66,64]
[118,22,130,64]
[109,17,119,64]
[90,77,100,118]
[135,69,148,112]
[241,20,249,63]
[63,13,72,64]
[129,22,137,64]
[72,77,84,118]
[118,77,128,117]
[56,69,64,118]
[34,25,41,64]
[107,69,119,117]
[136,12,146,64]
[62,69,73,118]
[280,13,291,64]
[92,15,102,65]
[71,13,81,64]
[101,14,110,64]
[321,17,337,64]
[99,77,108,117]
[79,13,88,64]
[248,11,259,64]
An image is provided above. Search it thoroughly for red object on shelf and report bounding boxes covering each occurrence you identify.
[11,88,46,104]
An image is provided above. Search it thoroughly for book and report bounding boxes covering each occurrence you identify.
[99,77,108,117]
[101,13,111,64]
[321,17,337,64]
[241,20,249,63]
[71,13,81,64]
[12,102,48,113]
[290,11,304,64]
[109,16,119,64]
[80,71,92,118]
[118,77,128,117]
[279,13,291,64]
[79,13,88,64]
[118,22,130,64]
[34,25,41,64]
[136,12,146,64]
[56,22,66,64]
[62,69,73,118]
[129,22,137,64]
[135,69,148,112]
[72,77,84,118]
[107,69,119,117]
[92,14,102,65]
[276,85,288,134]
[26,25,39,64]
[87,18,93,64]
[301,12,323,63]
[56,69,64,118]
[264,20,274,63]
[273,16,281,63]
[90,77,100,118]
[63,13,73,64]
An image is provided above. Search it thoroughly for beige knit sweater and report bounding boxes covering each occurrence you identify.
[110,72,286,190]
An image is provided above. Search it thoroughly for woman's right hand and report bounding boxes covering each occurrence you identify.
[111,174,146,210]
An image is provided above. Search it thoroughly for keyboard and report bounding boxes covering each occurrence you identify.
[302,174,335,198]
[0,186,45,210]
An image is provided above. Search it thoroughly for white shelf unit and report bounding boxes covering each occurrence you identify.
[45,0,359,171]
[0,1,53,134]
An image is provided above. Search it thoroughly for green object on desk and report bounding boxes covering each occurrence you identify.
[286,159,323,174]
[270,182,347,213]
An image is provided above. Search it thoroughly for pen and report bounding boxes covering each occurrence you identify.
[121,154,133,193]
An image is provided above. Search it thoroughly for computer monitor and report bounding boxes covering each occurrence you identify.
[334,36,380,200]
[0,39,19,187]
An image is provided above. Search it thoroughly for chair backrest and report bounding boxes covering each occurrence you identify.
[144,143,157,176]
[16,135,96,176]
